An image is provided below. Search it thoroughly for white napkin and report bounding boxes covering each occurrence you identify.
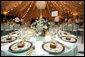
[35,41,48,55]
[29,37,36,43]
[45,36,51,42]
[54,36,75,47]
[1,35,9,38]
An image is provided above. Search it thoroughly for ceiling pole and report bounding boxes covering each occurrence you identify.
[40,9,42,18]
[22,1,34,18]
[47,1,52,22]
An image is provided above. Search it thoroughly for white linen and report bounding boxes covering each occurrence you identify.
[1,35,9,38]
[29,37,37,43]
[35,41,48,55]
[45,36,51,42]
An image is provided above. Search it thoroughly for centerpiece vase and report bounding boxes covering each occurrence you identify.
[40,31,46,36]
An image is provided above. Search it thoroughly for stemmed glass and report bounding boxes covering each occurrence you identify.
[35,30,42,41]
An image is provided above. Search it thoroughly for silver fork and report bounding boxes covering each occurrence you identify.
[26,46,35,55]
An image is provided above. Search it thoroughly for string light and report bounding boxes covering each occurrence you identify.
[60,5,62,6]
[22,1,34,18]
[3,11,7,15]
[79,2,82,4]
[51,2,63,12]
[1,1,84,19]
[73,12,78,16]
[11,9,13,10]
[5,2,22,14]
[8,11,10,12]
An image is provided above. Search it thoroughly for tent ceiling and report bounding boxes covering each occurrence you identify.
[1,1,84,22]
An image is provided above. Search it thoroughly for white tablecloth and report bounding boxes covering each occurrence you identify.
[1,37,78,56]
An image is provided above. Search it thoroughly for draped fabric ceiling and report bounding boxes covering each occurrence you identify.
[1,1,84,24]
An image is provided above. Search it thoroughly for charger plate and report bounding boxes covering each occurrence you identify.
[61,36,77,43]
[42,42,65,54]
[9,41,32,53]
[1,36,17,43]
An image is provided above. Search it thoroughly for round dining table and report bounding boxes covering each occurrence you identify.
[1,27,78,56]
[1,36,78,56]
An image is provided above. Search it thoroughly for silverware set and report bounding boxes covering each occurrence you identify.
[26,46,35,55]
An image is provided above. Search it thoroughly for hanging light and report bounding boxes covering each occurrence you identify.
[11,9,13,10]
[79,2,82,4]
[3,11,7,15]
[36,1,46,9]
[8,11,10,12]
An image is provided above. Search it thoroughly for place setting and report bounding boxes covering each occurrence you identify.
[9,41,32,53]
[56,31,77,43]
[60,36,77,43]
[42,41,65,54]
[34,39,66,56]
[7,35,36,55]
[1,35,17,43]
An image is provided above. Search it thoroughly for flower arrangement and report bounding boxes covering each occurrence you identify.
[31,18,50,36]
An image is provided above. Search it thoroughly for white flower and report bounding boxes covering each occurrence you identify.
[43,26,48,29]
[48,22,50,24]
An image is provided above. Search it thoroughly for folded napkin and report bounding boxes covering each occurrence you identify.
[54,36,76,47]
[45,36,51,42]
[1,35,9,38]
[35,41,48,56]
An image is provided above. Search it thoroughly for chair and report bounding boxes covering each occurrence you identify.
[9,25,14,31]
[4,25,11,35]
[1,25,4,31]
[1,25,5,36]
[14,24,20,31]
[67,25,74,33]
[63,25,68,32]
[59,25,64,31]
[78,26,84,43]
[72,25,79,37]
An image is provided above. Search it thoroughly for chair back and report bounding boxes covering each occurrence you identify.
[73,25,79,31]
[4,25,10,31]
[1,25,4,31]
[14,24,20,30]
[67,25,73,31]
[59,25,63,30]
[63,25,68,31]
[9,25,14,30]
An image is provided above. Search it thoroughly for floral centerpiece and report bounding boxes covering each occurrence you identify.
[31,18,50,36]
